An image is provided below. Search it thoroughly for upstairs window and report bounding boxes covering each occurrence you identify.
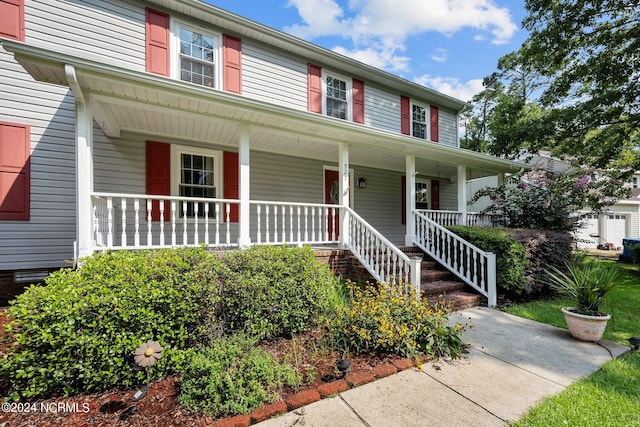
[178,26,217,88]
[633,177,638,189]
[412,104,427,139]
[326,75,348,119]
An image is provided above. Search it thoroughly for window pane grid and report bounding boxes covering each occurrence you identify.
[180,28,215,87]
[179,153,216,218]
[413,105,427,139]
[326,76,348,119]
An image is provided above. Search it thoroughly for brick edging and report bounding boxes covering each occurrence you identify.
[214,359,416,426]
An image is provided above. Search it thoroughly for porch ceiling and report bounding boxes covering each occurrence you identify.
[4,40,525,179]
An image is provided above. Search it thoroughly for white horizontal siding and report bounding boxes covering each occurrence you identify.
[439,181,458,211]
[26,0,146,71]
[363,84,401,133]
[242,42,308,111]
[352,166,405,246]
[438,108,458,147]
[0,49,76,271]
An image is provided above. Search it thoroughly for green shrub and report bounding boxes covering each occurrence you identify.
[177,335,301,418]
[329,282,463,358]
[508,229,574,296]
[220,245,337,339]
[0,248,224,400]
[448,226,527,297]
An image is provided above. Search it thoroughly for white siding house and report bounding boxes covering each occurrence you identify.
[0,0,522,304]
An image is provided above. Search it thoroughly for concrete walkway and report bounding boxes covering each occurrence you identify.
[255,307,630,427]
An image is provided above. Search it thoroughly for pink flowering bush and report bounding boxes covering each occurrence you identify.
[470,168,599,232]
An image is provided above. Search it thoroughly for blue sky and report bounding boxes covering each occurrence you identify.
[205,0,529,103]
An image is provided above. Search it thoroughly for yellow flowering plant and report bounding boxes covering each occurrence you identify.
[329,281,463,358]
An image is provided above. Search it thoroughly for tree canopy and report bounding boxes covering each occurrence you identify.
[462,0,640,207]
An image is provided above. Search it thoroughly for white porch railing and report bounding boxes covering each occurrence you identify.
[250,201,339,245]
[414,211,497,307]
[417,209,506,228]
[344,207,421,298]
[91,192,240,250]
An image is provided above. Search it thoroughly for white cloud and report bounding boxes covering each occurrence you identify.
[284,0,518,71]
[414,75,484,102]
[431,48,448,63]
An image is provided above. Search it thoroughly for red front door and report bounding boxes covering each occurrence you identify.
[324,170,339,239]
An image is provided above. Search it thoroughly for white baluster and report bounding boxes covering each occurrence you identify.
[204,203,210,245]
[182,201,188,245]
[257,204,262,244]
[289,206,294,242]
[215,203,220,246]
[146,199,152,246]
[273,205,278,243]
[282,205,286,243]
[134,198,140,247]
[159,199,165,247]
[121,198,127,248]
[171,201,177,246]
[107,197,113,248]
[225,203,230,245]
[265,205,270,244]
[311,207,315,243]
[304,207,308,242]
[296,206,301,243]
[193,202,199,244]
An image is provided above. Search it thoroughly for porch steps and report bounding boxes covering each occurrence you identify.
[398,246,483,311]
[328,246,483,312]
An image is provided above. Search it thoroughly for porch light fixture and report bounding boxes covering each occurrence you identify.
[358,177,366,188]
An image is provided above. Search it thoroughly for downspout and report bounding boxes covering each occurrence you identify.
[65,64,94,262]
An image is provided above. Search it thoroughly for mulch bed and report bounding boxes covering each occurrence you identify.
[0,312,420,427]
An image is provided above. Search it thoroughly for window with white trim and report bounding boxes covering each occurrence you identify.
[324,73,351,120]
[172,21,221,88]
[416,179,430,210]
[171,146,222,217]
[412,103,427,139]
[633,176,638,189]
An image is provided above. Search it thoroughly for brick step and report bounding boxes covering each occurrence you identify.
[421,269,452,282]
[426,290,483,311]
[420,280,464,295]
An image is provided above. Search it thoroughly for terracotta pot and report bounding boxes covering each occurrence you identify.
[561,307,610,342]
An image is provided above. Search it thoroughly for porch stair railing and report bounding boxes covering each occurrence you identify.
[414,211,497,307]
[344,207,421,298]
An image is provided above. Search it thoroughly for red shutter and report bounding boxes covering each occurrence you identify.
[0,121,30,220]
[0,0,25,41]
[430,105,439,142]
[223,151,239,222]
[431,180,440,210]
[223,34,242,94]
[400,95,410,135]
[145,8,170,77]
[146,141,170,221]
[307,64,323,113]
[353,78,365,124]
[401,175,406,225]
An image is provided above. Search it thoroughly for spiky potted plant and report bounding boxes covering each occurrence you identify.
[546,261,620,342]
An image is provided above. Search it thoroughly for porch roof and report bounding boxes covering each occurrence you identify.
[3,40,526,180]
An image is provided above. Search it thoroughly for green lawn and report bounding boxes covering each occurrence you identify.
[503,260,640,427]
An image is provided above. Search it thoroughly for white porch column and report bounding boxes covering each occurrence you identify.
[405,155,416,246]
[457,165,467,225]
[497,173,505,187]
[338,143,350,247]
[66,65,94,261]
[238,124,251,248]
